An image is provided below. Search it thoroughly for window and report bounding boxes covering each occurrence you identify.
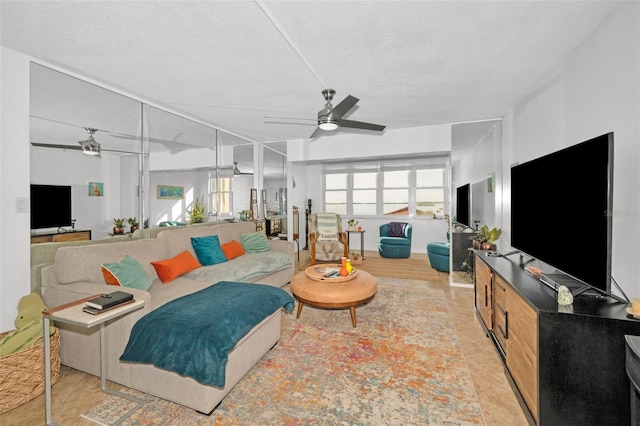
[323,158,448,217]
[210,176,233,215]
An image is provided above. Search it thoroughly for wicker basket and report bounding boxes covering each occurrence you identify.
[0,327,60,414]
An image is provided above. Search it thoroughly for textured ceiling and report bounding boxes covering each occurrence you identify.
[1,0,621,160]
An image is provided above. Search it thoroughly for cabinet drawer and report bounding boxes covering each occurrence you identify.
[494,299,508,353]
[474,255,492,329]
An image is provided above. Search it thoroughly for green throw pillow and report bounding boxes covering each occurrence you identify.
[191,235,227,266]
[101,254,153,291]
[240,231,271,253]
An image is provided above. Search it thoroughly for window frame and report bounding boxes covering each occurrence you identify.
[322,157,449,219]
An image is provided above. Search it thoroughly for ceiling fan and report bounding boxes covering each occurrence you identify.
[309,89,386,139]
[233,162,253,176]
[31,127,135,156]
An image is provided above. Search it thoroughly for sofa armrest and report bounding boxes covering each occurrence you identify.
[31,262,52,295]
[268,239,295,271]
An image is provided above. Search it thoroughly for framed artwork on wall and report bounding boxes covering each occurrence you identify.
[88,182,103,197]
[157,185,184,199]
[250,188,258,219]
[487,173,495,193]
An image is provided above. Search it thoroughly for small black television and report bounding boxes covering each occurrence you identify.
[455,183,470,226]
[30,184,72,230]
[511,132,613,296]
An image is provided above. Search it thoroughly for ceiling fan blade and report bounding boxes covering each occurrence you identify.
[309,127,323,139]
[330,95,359,120]
[31,142,138,155]
[31,142,81,151]
[339,119,386,132]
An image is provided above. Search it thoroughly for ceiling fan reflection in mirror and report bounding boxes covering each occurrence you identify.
[233,162,252,176]
[31,127,139,156]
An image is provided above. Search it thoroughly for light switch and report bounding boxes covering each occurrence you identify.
[16,197,29,213]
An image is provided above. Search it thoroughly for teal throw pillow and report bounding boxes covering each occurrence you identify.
[240,231,271,253]
[101,254,153,291]
[191,235,227,266]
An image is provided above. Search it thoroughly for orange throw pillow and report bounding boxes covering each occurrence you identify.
[151,250,201,283]
[221,240,246,260]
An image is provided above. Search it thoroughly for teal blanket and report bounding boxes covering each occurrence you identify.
[120,281,294,387]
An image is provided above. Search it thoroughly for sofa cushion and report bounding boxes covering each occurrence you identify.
[191,235,227,266]
[240,232,271,253]
[221,240,245,260]
[388,222,408,237]
[151,250,202,283]
[54,238,171,285]
[101,254,154,291]
[185,251,291,284]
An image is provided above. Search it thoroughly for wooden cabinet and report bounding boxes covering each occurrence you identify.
[474,255,492,330]
[31,230,91,243]
[503,280,538,420]
[474,251,640,425]
[492,275,508,356]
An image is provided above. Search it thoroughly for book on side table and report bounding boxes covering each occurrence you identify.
[84,291,134,314]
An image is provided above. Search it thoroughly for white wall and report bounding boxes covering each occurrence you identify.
[149,169,210,226]
[1,47,31,330]
[498,3,639,299]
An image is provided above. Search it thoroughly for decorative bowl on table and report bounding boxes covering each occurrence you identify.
[305,264,358,282]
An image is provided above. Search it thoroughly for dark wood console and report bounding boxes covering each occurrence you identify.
[475,251,640,425]
[31,230,91,244]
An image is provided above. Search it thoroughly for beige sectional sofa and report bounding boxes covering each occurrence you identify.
[40,222,294,413]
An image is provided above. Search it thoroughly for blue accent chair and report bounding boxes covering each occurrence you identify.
[378,222,412,258]
[427,242,450,272]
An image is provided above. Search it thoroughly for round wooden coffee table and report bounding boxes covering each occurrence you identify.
[291,269,377,327]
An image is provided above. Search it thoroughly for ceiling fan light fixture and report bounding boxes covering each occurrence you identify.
[318,121,338,131]
[79,128,101,156]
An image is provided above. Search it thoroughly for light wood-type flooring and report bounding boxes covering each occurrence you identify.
[1,250,531,425]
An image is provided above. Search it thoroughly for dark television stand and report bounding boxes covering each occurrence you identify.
[487,249,628,304]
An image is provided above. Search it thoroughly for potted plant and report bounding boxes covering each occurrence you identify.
[347,218,358,231]
[188,196,206,224]
[113,217,125,235]
[471,225,502,250]
[127,217,139,233]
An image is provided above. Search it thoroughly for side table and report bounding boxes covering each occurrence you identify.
[42,296,145,426]
[346,230,366,260]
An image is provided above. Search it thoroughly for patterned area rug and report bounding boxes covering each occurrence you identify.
[82,278,485,425]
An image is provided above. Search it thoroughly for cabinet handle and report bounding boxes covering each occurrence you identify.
[495,280,506,292]
[504,311,509,339]
[484,285,488,307]
[496,303,506,315]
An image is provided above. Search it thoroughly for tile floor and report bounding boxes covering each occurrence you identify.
[0,265,531,425]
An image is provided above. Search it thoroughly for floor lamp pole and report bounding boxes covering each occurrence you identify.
[304,198,311,250]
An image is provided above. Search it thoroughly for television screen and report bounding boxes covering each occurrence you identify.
[30,184,72,229]
[456,184,470,226]
[511,132,613,294]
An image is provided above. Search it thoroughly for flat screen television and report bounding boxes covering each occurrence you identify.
[30,184,72,230]
[511,132,613,297]
[455,183,470,226]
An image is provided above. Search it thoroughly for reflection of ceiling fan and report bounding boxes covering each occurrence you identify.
[31,127,135,156]
[310,89,386,139]
[233,162,253,176]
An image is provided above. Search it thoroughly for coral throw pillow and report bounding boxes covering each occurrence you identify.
[240,231,271,253]
[151,250,201,283]
[101,254,154,291]
[221,240,246,260]
[191,235,227,266]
